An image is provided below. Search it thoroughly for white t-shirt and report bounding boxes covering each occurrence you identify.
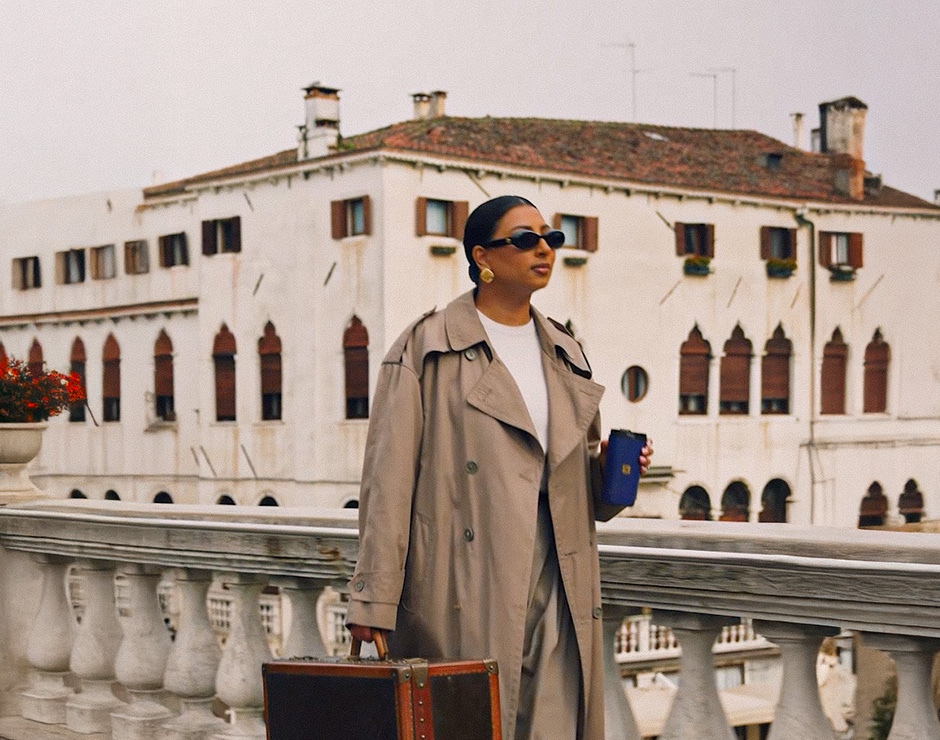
[477,310,549,452]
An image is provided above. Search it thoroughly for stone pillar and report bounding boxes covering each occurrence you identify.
[754,620,838,740]
[66,560,125,734]
[20,555,75,724]
[162,569,224,740]
[602,607,642,740]
[209,573,272,739]
[654,611,736,740]
[863,634,940,740]
[110,564,174,740]
[272,577,328,658]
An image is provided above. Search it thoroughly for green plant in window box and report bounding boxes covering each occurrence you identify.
[429,245,457,256]
[562,255,588,267]
[683,255,711,276]
[829,264,856,282]
[766,257,796,278]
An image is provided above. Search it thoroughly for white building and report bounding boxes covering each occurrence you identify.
[2,88,939,528]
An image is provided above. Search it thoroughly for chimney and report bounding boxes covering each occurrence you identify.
[935,189,940,206]
[819,97,868,200]
[791,113,804,150]
[412,92,431,120]
[429,90,447,118]
[298,83,340,160]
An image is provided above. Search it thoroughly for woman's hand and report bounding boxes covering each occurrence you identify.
[600,437,654,474]
[348,623,376,643]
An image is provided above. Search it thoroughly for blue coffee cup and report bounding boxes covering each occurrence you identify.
[602,429,646,506]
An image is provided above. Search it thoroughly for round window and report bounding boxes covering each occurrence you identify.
[621,366,649,402]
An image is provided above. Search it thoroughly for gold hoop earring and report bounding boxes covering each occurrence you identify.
[479,267,494,284]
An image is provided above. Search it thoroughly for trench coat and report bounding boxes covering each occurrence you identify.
[346,290,623,740]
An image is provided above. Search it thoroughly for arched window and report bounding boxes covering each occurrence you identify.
[343,316,369,419]
[863,328,889,413]
[761,325,791,414]
[679,326,711,415]
[343,499,360,509]
[899,479,924,524]
[217,495,236,505]
[679,486,712,520]
[102,334,121,422]
[28,338,43,377]
[69,489,87,499]
[259,322,282,421]
[213,325,237,422]
[69,337,87,422]
[821,328,848,415]
[153,491,173,504]
[759,479,790,523]
[154,330,175,421]
[258,495,279,507]
[720,481,750,521]
[858,482,887,527]
[720,325,752,415]
[104,490,120,501]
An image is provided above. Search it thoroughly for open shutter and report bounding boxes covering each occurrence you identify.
[674,223,686,256]
[154,331,173,397]
[705,224,715,258]
[361,195,372,236]
[679,327,711,397]
[230,217,242,253]
[552,214,562,230]
[720,326,752,405]
[819,232,833,267]
[415,197,428,236]
[451,200,469,240]
[848,232,863,268]
[331,200,347,239]
[583,216,599,252]
[864,331,889,413]
[202,220,217,255]
[760,227,771,260]
[788,229,798,261]
[259,323,282,395]
[821,330,847,414]
[761,327,791,404]
[214,356,236,420]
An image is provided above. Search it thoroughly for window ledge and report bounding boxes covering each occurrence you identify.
[254,420,286,427]
[145,421,178,433]
[562,255,589,267]
[429,244,457,256]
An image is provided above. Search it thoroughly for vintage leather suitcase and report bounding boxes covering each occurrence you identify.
[263,631,502,740]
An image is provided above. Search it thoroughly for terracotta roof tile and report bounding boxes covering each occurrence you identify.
[143,117,938,209]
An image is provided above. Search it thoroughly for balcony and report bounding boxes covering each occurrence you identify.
[0,500,936,740]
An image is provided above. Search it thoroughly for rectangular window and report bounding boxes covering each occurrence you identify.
[55,249,86,285]
[675,223,715,257]
[553,214,599,252]
[124,240,150,274]
[415,197,468,239]
[760,227,796,261]
[202,217,242,255]
[819,232,863,269]
[91,244,116,280]
[331,196,372,239]
[12,256,42,290]
[159,233,189,267]
[425,200,449,235]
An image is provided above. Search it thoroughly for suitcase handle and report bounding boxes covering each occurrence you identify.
[350,628,389,660]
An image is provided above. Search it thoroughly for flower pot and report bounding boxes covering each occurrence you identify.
[0,422,47,502]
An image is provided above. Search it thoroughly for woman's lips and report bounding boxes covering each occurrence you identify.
[532,264,551,275]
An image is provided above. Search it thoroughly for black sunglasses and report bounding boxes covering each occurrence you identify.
[483,229,566,251]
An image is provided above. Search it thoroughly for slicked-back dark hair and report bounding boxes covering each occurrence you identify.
[462,195,536,284]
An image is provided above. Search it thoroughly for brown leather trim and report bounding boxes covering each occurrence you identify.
[263,660,404,680]
[489,671,503,739]
[426,661,491,676]
[410,661,434,740]
[395,680,415,738]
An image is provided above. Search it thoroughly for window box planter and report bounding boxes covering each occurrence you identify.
[766,258,796,278]
[563,255,588,267]
[429,245,457,256]
[683,256,711,276]
[829,265,856,282]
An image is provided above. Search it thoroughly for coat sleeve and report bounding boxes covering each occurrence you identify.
[587,409,626,522]
[345,360,423,631]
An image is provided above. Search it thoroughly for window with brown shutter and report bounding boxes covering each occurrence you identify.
[863,328,889,413]
[12,256,42,290]
[154,330,175,422]
[202,217,242,255]
[28,339,43,377]
[679,325,711,414]
[415,198,469,239]
[331,197,372,239]
[820,231,863,272]
[258,321,283,421]
[761,324,791,414]
[760,226,796,261]
[213,325,237,422]
[102,334,121,422]
[821,328,848,414]
[858,482,888,527]
[125,241,149,274]
[343,316,369,419]
[719,325,752,414]
[675,223,714,257]
[159,233,189,267]
[553,213,598,252]
[70,337,86,422]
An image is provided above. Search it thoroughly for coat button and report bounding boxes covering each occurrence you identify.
[464,528,474,542]
[463,347,478,361]
[592,606,602,619]
[465,460,478,474]
[354,580,365,592]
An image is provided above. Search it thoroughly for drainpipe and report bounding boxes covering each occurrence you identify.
[794,209,817,524]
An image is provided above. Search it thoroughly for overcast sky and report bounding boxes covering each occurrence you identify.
[1,0,938,205]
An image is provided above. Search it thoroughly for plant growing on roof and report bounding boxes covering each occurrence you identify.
[0,356,85,423]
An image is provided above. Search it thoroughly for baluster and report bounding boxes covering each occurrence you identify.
[209,573,271,739]
[110,564,174,740]
[20,555,76,724]
[162,569,224,740]
[655,611,736,740]
[863,634,940,740]
[754,621,839,740]
[66,559,125,734]
[272,577,328,658]
[602,607,642,740]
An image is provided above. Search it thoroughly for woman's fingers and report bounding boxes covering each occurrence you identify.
[348,624,375,642]
[639,439,654,475]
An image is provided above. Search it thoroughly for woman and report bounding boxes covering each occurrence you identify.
[346,195,652,740]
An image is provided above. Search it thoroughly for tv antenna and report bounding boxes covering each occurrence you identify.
[602,42,652,122]
[710,67,737,129]
[691,71,719,128]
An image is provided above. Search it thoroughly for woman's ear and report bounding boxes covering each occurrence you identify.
[471,245,488,271]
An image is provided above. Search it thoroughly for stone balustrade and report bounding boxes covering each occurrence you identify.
[0,500,936,740]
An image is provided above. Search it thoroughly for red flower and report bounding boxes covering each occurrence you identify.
[0,356,86,423]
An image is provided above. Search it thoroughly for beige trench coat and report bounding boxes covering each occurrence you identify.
[346,290,623,740]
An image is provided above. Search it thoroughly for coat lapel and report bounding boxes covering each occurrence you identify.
[466,359,539,441]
